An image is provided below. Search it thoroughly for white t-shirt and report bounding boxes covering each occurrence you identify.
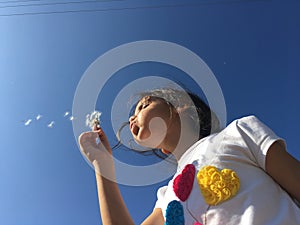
[155,115,300,225]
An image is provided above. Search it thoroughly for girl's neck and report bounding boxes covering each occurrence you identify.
[172,129,199,161]
[163,114,200,161]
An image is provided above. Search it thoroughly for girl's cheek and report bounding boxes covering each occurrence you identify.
[138,117,168,148]
[135,126,159,148]
[134,132,151,148]
[138,126,151,141]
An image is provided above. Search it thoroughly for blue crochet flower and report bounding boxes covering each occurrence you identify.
[165,200,185,225]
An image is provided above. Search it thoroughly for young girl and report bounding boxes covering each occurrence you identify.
[79,88,300,225]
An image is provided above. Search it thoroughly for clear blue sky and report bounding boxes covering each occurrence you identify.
[0,0,299,224]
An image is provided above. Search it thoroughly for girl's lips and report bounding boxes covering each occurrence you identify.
[130,121,133,130]
[130,122,140,136]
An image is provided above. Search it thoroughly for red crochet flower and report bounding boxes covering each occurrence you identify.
[193,222,203,225]
[173,164,196,201]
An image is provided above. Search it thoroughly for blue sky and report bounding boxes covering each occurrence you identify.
[0,0,299,224]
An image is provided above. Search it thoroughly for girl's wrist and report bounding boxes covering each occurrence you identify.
[92,157,116,179]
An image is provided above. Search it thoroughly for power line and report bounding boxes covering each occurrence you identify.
[0,0,271,17]
[0,0,125,9]
[0,0,41,4]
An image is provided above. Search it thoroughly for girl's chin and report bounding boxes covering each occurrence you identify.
[134,138,160,149]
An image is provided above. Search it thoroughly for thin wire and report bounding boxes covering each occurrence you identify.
[0,0,41,4]
[0,0,271,17]
[0,0,125,9]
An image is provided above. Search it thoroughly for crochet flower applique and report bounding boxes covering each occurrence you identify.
[173,164,196,201]
[197,165,240,206]
[166,164,239,225]
[170,164,203,225]
[165,200,185,225]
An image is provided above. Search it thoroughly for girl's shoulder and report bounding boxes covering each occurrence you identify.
[227,115,262,127]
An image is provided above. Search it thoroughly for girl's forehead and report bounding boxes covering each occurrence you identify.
[132,96,162,113]
[139,95,151,103]
[137,95,164,106]
[135,96,151,110]
[128,96,148,116]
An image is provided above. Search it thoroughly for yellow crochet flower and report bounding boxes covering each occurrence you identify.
[197,166,240,206]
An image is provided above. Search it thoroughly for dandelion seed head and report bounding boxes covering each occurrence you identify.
[85,111,102,129]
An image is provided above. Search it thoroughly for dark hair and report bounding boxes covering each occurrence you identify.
[136,88,220,138]
[114,88,220,160]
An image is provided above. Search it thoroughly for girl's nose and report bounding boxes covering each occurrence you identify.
[129,115,136,123]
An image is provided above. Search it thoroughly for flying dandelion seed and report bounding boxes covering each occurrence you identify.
[64,111,70,117]
[47,121,55,128]
[24,119,32,126]
[85,111,102,129]
[36,114,42,120]
[69,116,75,121]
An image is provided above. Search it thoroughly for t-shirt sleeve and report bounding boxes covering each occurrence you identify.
[236,115,285,170]
[154,186,168,209]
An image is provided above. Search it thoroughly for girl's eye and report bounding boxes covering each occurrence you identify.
[142,103,149,109]
[135,97,151,115]
[139,103,148,110]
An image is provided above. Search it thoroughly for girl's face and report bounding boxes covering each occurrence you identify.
[129,96,175,149]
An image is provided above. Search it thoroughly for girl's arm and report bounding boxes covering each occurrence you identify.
[94,166,135,225]
[266,141,300,202]
[95,170,164,225]
[79,129,164,225]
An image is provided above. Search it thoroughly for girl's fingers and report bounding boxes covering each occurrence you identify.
[92,125,103,138]
[97,129,112,153]
[91,127,108,146]
[78,129,112,156]
[98,128,107,140]
[79,131,99,144]
[93,124,99,132]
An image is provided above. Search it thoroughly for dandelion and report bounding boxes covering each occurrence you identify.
[64,111,70,117]
[86,111,102,129]
[69,116,75,121]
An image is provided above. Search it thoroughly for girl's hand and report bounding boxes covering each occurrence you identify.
[78,126,113,172]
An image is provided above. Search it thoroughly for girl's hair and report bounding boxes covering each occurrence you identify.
[114,88,221,159]
[137,88,220,138]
